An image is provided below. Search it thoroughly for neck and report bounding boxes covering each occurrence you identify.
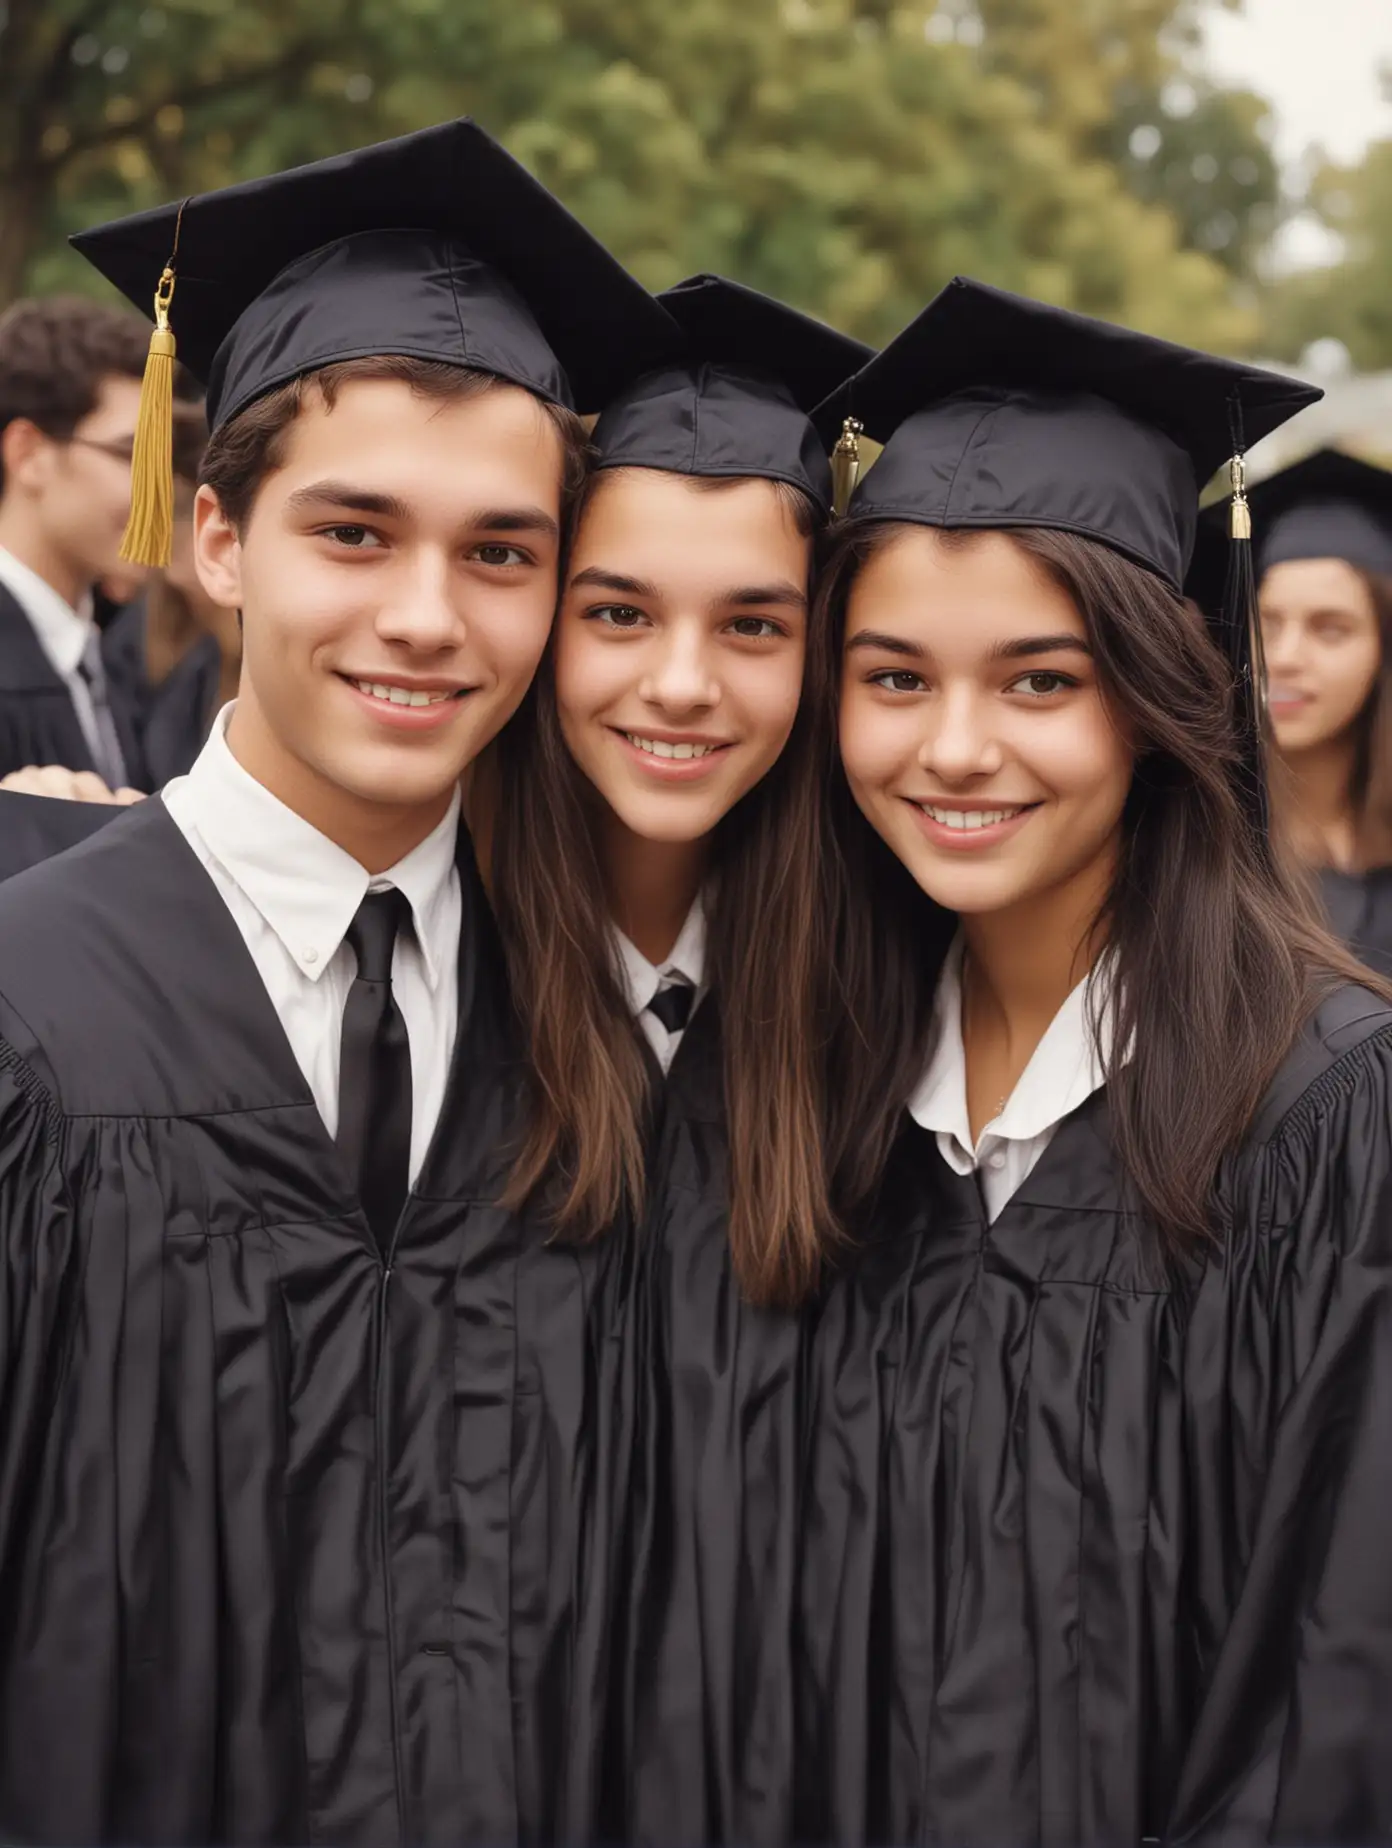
[225,698,454,876]
[596,805,707,965]
[960,845,1115,1057]
[0,505,89,611]
[1278,732,1360,870]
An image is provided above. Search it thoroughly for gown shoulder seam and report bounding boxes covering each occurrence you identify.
[1262,1019,1392,1154]
[0,1034,60,1136]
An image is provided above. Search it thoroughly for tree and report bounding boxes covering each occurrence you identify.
[1262,138,1392,372]
[7,0,1263,356]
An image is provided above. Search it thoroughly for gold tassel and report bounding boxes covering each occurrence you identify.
[1229,450,1252,541]
[119,266,178,568]
[831,415,864,517]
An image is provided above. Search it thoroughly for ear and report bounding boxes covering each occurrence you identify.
[0,417,56,496]
[193,483,244,610]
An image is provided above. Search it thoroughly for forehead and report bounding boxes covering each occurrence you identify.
[274,375,564,496]
[1260,555,1378,621]
[852,526,1084,639]
[571,469,808,577]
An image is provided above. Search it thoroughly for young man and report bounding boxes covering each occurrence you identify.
[0,295,158,788]
[0,119,675,1844]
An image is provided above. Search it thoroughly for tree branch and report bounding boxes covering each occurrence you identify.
[44,38,332,170]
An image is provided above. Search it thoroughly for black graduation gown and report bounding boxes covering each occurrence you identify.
[0,789,123,881]
[0,797,583,1845]
[796,983,1392,1845]
[539,999,808,1847]
[0,583,147,788]
[1319,866,1392,980]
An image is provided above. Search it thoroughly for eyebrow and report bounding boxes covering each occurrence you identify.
[722,582,807,611]
[285,482,560,540]
[568,565,660,599]
[845,628,925,658]
[988,633,1093,661]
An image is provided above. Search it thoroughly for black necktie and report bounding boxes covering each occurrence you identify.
[336,888,413,1257]
[647,980,694,1034]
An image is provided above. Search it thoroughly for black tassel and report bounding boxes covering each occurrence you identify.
[1219,394,1272,849]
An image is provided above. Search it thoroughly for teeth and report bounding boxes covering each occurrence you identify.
[353,680,455,708]
[921,804,1023,831]
[624,734,720,760]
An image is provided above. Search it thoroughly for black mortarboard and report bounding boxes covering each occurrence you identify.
[71,119,679,565]
[1252,449,1392,579]
[591,274,872,517]
[815,275,1319,588]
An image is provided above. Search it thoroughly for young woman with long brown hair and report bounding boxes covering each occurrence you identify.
[795,280,1392,1845]
[1238,450,1392,972]
[487,276,866,1843]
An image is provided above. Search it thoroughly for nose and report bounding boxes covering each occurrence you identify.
[918,682,1003,782]
[374,549,462,654]
[639,622,721,714]
[1261,618,1304,676]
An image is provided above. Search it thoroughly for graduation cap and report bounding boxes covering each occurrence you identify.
[71,118,680,568]
[591,274,872,517]
[1188,447,1392,638]
[814,276,1321,835]
[1252,448,1392,579]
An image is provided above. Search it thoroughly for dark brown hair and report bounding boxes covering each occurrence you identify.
[490,468,840,1309]
[0,295,159,493]
[817,518,1377,1258]
[199,355,590,530]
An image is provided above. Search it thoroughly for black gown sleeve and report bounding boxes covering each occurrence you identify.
[0,790,125,882]
[1169,1004,1392,1842]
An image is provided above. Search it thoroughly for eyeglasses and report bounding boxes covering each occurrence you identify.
[67,436,137,467]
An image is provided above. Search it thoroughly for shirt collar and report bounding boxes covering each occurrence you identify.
[612,892,708,1018]
[164,703,460,986]
[907,933,1114,1153]
[0,546,93,677]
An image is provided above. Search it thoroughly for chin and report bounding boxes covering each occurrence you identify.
[609,792,723,845]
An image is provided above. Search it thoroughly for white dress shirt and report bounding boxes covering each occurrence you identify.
[162,705,461,1182]
[0,544,119,779]
[908,935,1116,1220]
[612,895,707,1073]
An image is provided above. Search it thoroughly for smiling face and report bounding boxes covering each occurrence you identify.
[1259,556,1382,757]
[194,374,564,853]
[552,468,812,846]
[837,525,1134,922]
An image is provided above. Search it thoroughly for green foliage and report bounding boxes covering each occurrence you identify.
[4,0,1268,354]
[1262,140,1392,373]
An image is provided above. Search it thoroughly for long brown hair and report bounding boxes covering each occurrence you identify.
[1270,565,1392,871]
[817,518,1378,1258]
[490,472,840,1309]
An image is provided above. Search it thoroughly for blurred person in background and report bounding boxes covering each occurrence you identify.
[1254,451,1392,973]
[0,295,156,792]
[105,398,243,784]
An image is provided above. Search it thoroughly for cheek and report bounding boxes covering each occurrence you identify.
[554,623,635,721]
[735,652,805,754]
[838,681,910,787]
[1326,643,1382,714]
[1038,707,1133,805]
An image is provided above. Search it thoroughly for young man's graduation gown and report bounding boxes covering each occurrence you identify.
[0,800,581,1844]
[0,788,122,880]
[795,985,1392,1844]
[0,582,146,786]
